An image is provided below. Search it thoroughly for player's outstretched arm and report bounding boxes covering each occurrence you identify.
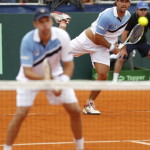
[94,33,120,54]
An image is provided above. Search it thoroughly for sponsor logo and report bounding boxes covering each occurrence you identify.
[118,75,125,81]
[98,25,104,30]
[21,56,29,60]
[114,24,117,27]
[118,75,146,81]
[34,50,39,56]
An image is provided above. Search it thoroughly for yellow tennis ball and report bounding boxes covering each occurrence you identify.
[138,16,149,26]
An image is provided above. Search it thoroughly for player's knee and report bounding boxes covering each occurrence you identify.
[15,109,29,120]
[69,107,81,118]
[97,73,108,80]
[17,112,28,118]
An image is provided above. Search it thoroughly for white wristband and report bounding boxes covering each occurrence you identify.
[60,74,70,81]
[109,44,115,52]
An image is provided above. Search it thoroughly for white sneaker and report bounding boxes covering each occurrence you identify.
[51,11,71,24]
[82,103,100,115]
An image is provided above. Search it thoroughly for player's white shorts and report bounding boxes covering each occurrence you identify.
[71,31,114,66]
[16,88,78,107]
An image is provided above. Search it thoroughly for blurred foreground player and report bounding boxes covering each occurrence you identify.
[3,8,84,150]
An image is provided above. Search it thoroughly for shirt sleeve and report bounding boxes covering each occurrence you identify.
[58,30,73,62]
[95,14,110,35]
[20,35,33,67]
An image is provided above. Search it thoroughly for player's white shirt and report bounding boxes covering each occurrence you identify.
[16,27,73,81]
[90,6,131,43]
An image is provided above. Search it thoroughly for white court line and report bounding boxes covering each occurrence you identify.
[130,140,150,146]
[0,113,54,116]
[1,110,150,116]
[0,140,150,147]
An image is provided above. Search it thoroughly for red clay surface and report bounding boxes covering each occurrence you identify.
[0,90,150,150]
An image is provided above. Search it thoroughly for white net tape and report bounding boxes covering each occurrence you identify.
[0,80,150,90]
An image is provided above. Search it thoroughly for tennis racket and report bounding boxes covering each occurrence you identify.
[118,24,144,49]
[43,58,51,80]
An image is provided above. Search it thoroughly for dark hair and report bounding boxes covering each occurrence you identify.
[114,0,118,6]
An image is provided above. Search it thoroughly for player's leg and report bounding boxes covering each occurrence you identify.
[3,89,38,150]
[82,44,112,115]
[63,103,84,150]
[83,62,109,115]
[113,45,134,82]
[4,107,31,149]
[63,103,82,139]
[47,89,84,150]
[113,58,125,82]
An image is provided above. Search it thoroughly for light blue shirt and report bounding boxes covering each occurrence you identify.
[20,30,61,67]
[17,27,73,81]
[90,7,131,43]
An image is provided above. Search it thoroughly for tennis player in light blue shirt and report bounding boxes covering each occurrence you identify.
[4,8,84,150]
[54,0,131,115]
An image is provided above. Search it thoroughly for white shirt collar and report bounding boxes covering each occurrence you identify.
[33,27,56,42]
[113,6,128,18]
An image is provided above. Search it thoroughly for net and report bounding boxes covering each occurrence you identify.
[0,80,150,150]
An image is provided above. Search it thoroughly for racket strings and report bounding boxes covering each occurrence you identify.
[129,25,144,43]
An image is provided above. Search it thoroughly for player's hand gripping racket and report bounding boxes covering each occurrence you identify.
[118,24,144,49]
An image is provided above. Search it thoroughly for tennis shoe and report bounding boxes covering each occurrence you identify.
[51,11,71,24]
[82,102,100,115]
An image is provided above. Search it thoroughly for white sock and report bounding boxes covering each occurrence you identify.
[74,138,84,150]
[87,99,94,104]
[113,73,119,82]
[3,145,12,150]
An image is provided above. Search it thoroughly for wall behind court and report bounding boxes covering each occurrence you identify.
[0,13,149,80]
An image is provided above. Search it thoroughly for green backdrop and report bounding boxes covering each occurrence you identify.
[0,13,149,80]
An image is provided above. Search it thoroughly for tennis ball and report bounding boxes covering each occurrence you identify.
[138,16,149,26]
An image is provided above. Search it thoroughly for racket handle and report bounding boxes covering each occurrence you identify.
[118,43,124,49]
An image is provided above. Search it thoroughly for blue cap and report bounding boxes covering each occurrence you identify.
[137,1,149,10]
[34,8,51,21]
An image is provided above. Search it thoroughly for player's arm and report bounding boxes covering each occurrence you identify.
[60,41,74,81]
[95,16,120,54]
[23,67,44,80]
[94,33,120,55]
[94,33,112,49]
[20,36,45,80]
[63,61,74,78]
[54,29,74,82]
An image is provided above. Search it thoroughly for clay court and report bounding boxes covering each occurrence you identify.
[0,90,150,150]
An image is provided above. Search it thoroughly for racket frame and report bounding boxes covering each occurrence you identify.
[119,24,144,49]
